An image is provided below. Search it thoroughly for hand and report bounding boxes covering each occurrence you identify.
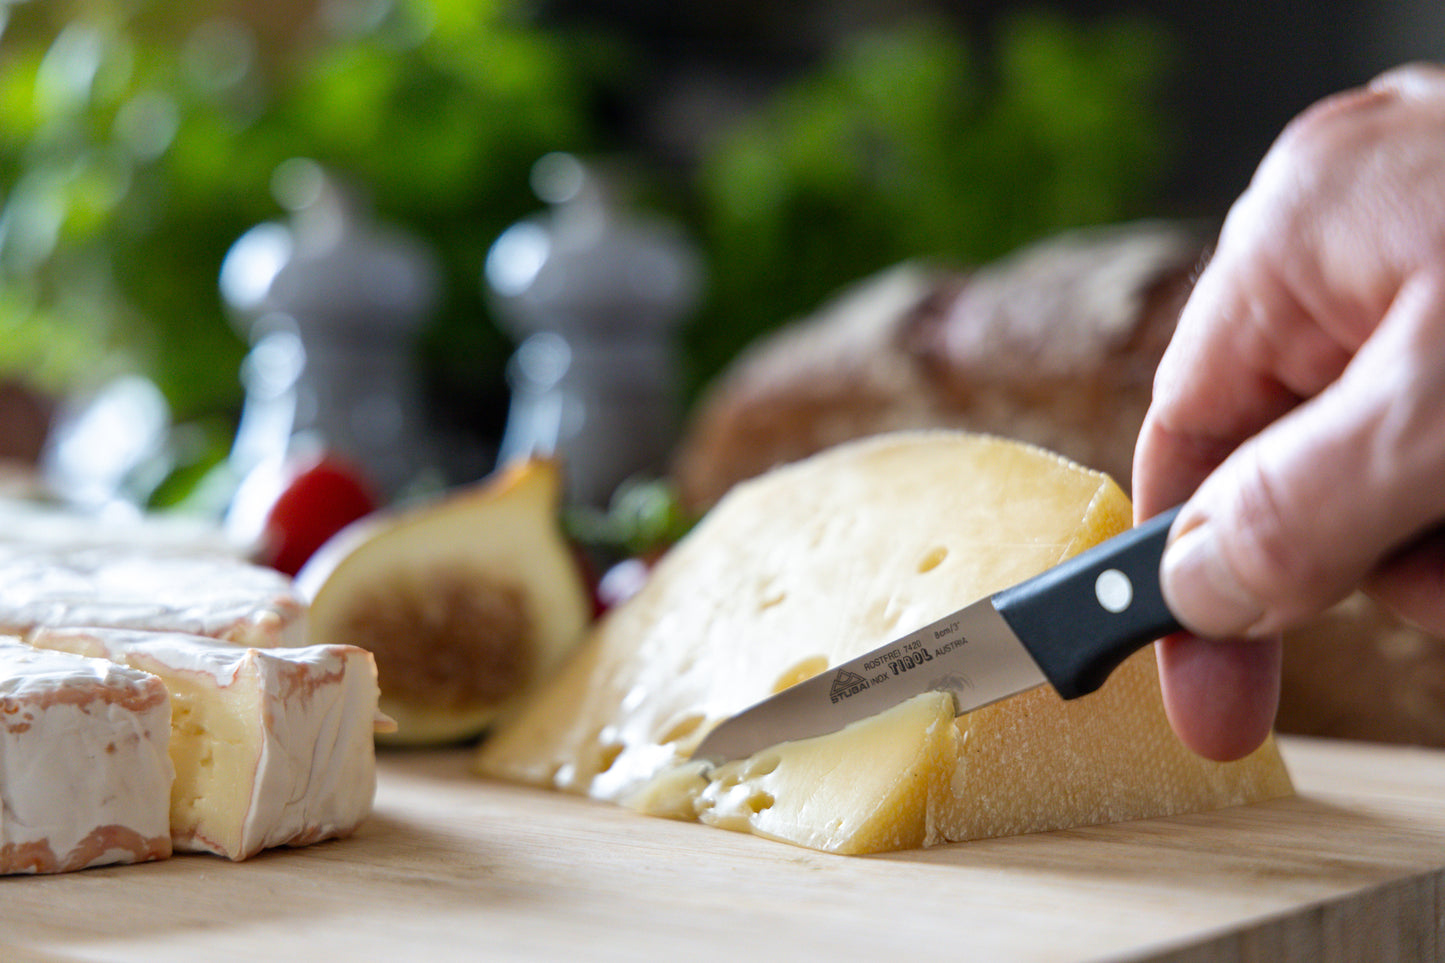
[1132,63,1445,761]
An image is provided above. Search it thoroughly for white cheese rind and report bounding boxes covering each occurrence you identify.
[0,544,307,647]
[0,498,242,556]
[0,638,173,874]
[27,628,378,861]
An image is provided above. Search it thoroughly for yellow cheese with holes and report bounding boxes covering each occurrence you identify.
[475,431,1292,854]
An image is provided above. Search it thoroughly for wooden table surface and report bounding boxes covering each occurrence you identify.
[4,735,1444,962]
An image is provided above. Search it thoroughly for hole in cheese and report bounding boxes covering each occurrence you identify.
[595,741,625,774]
[744,754,780,778]
[743,789,774,815]
[660,713,706,745]
[771,656,829,693]
[916,546,949,573]
[757,582,788,610]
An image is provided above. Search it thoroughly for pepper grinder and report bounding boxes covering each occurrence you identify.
[220,160,440,503]
[486,153,701,507]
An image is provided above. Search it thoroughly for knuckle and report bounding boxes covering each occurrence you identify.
[1368,62,1445,99]
[1264,81,1397,193]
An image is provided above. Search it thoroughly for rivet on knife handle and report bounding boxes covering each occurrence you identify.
[992,505,1183,700]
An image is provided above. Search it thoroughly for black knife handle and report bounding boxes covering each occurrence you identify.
[992,505,1183,700]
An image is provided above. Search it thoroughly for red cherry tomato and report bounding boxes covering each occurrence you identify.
[260,455,379,576]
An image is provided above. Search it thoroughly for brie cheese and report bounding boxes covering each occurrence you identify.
[0,544,306,647]
[0,638,173,874]
[28,627,379,860]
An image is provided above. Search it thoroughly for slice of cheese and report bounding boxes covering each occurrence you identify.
[27,627,379,861]
[476,430,1293,854]
[0,544,306,647]
[626,691,963,853]
[0,638,173,874]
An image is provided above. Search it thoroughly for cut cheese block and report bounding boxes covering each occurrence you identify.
[0,638,173,874]
[0,543,307,647]
[27,627,380,861]
[476,430,1293,854]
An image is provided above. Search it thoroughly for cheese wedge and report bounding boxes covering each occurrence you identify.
[27,627,380,860]
[0,638,173,874]
[476,431,1292,854]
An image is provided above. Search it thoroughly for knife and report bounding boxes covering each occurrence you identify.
[690,505,1184,767]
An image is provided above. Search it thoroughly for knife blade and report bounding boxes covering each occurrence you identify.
[690,505,1183,767]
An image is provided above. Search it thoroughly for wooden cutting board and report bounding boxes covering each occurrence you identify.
[3,735,1443,962]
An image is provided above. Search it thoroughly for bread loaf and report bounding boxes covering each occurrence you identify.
[673,220,1200,513]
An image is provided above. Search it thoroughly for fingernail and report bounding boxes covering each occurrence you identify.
[1161,524,1268,638]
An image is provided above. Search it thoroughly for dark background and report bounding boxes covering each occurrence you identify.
[538,0,1444,211]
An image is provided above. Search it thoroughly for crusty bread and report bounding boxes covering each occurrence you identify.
[478,432,1291,854]
[673,220,1201,514]
[669,221,1445,747]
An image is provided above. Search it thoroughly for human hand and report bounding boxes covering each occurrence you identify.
[1132,63,1445,761]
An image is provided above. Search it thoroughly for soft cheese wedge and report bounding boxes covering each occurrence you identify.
[27,627,380,861]
[0,637,173,874]
[0,543,306,647]
[475,431,1292,854]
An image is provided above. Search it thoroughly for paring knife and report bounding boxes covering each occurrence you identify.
[690,505,1184,767]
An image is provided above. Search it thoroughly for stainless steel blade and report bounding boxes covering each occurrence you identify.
[690,595,1048,767]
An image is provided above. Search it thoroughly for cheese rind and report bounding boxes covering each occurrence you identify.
[477,431,1293,853]
[0,638,173,874]
[27,627,379,860]
[0,544,307,647]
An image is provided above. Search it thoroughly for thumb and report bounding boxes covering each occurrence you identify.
[1160,271,1445,639]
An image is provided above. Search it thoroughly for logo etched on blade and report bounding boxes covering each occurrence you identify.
[927,672,974,694]
[828,669,870,703]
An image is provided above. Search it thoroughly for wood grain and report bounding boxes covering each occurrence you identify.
[3,736,1443,962]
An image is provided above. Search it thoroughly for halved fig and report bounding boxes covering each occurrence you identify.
[296,458,591,745]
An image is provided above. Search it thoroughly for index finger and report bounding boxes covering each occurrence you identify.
[1132,225,1354,521]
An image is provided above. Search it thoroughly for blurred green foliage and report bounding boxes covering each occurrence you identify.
[0,0,609,425]
[685,12,1174,392]
[0,1,1174,500]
